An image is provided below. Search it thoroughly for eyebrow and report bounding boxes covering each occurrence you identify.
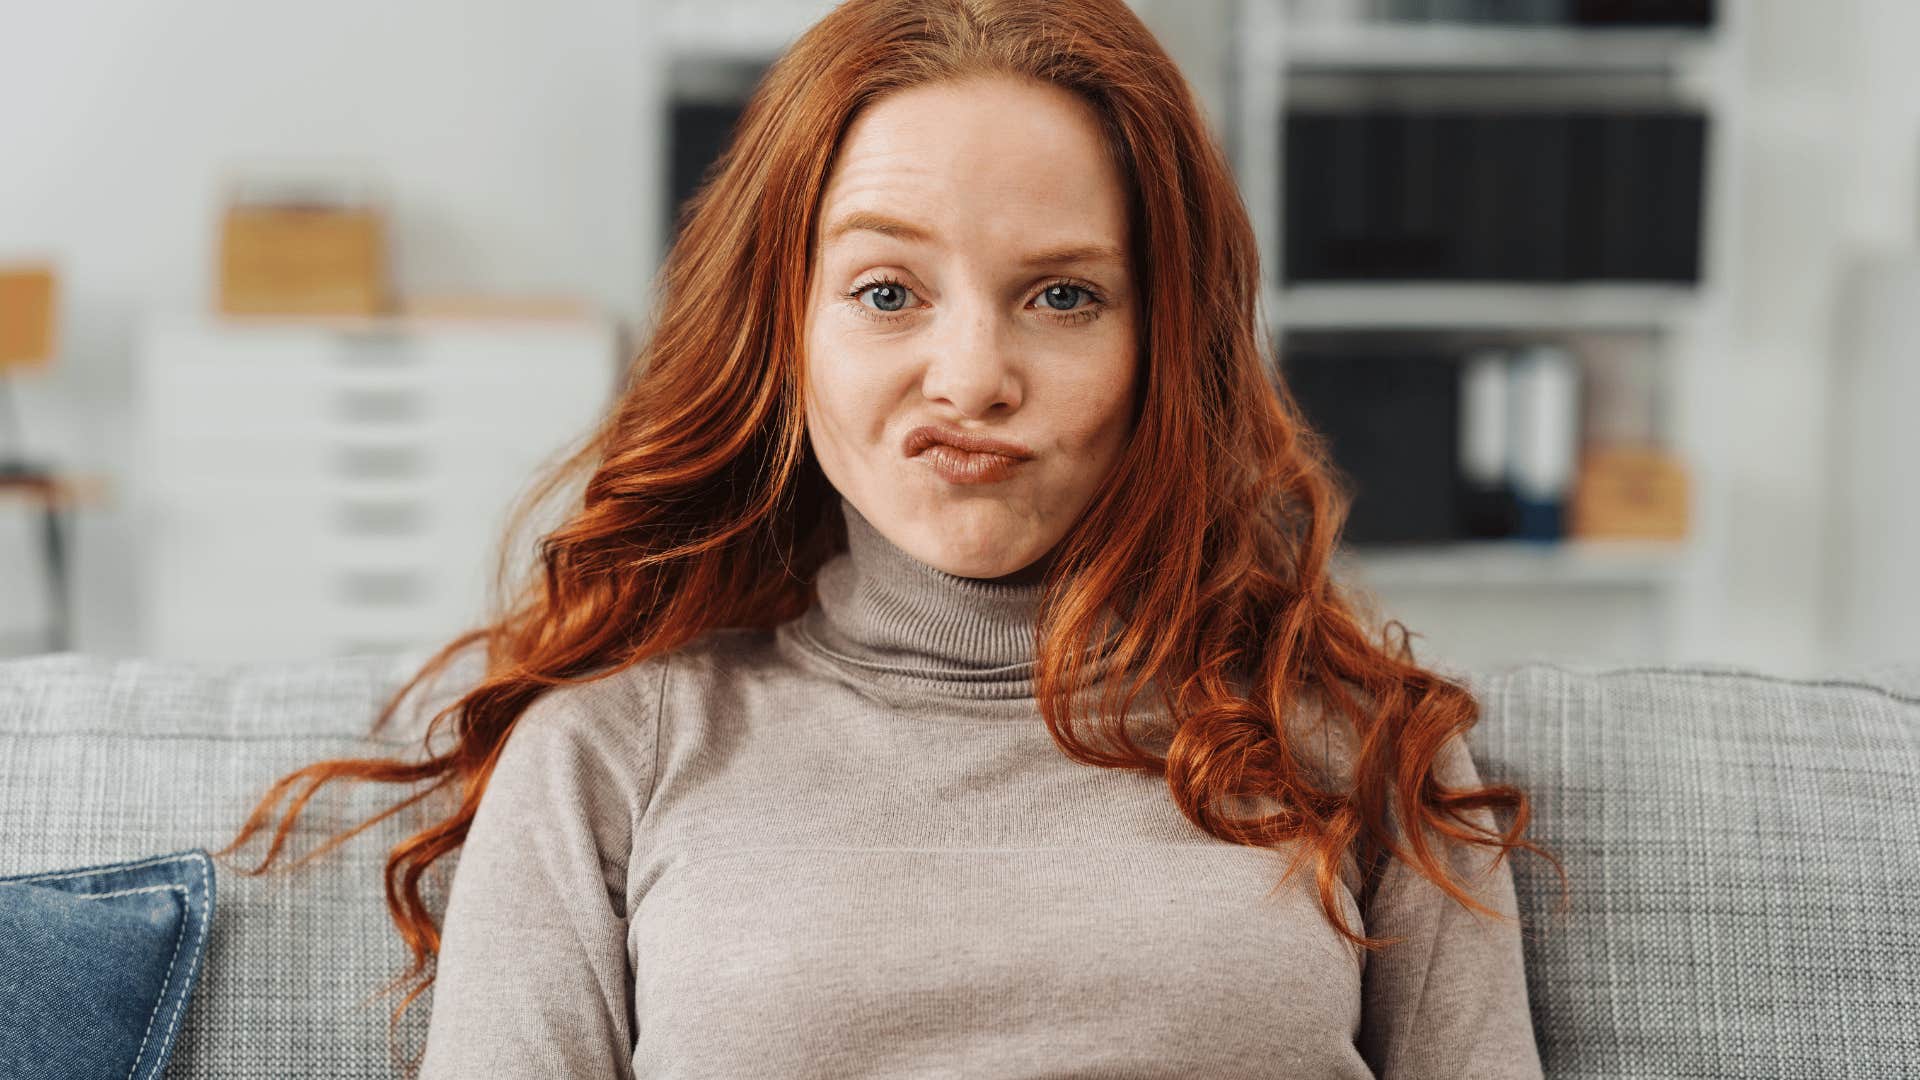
[820,210,1126,269]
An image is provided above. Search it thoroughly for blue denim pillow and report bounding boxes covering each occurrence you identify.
[0,850,215,1080]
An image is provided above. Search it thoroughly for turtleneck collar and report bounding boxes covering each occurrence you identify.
[784,495,1122,700]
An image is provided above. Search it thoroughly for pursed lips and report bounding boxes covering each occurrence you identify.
[903,424,1035,485]
[901,424,1035,460]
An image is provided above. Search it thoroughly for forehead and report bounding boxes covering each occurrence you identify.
[815,75,1131,258]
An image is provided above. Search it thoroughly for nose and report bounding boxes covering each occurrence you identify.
[918,299,1021,418]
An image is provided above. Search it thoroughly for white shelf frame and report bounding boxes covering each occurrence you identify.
[658,0,1151,61]
[1283,22,1720,75]
[1230,0,1742,660]
[1271,282,1700,331]
[1339,537,1692,590]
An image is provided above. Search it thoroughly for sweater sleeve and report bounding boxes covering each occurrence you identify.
[1354,733,1543,1079]
[418,675,658,1079]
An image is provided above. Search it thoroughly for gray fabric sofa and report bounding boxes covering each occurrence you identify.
[1,648,1915,1078]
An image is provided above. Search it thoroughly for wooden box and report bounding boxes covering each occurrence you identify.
[218,205,387,317]
[1569,443,1691,541]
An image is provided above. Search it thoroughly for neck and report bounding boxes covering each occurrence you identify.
[788,495,1119,700]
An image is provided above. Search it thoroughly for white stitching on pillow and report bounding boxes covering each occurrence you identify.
[7,853,199,885]
[4,860,207,1080]
[143,855,212,1080]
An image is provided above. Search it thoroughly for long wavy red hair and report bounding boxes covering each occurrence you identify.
[223,0,1567,1042]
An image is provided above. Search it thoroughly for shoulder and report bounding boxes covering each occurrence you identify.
[489,651,675,806]
[534,650,674,727]
[495,628,776,778]
[655,625,781,681]
[1281,681,1493,892]
[1283,681,1488,797]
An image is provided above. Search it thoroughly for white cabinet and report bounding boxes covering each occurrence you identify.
[133,315,619,661]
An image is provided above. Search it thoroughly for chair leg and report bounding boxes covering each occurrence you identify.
[39,500,70,654]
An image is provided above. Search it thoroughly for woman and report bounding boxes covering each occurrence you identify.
[227,1,1565,1076]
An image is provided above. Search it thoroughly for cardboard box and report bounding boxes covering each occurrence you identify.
[1569,443,1690,541]
[218,205,387,316]
[0,263,57,369]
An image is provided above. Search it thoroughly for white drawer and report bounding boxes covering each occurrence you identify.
[140,490,543,663]
[146,370,604,444]
[143,431,572,502]
[138,317,616,444]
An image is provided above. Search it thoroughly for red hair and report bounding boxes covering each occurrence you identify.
[224,0,1567,1042]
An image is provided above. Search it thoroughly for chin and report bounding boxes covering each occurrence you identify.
[908,518,1037,581]
[918,540,1026,580]
[940,554,1030,581]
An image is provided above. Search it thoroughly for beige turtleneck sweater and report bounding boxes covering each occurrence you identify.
[418,495,1542,1078]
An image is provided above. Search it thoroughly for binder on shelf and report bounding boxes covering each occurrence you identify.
[1456,347,1520,538]
[668,100,748,243]
[1650,112,1710,282]
[1282,108,1706,284]
[1282,348,1463,545]
[1464,111,1573,281]
[1505,344,1583,541]
[1508,0,1576,22]
[1285,110,1395,279]
[1283,112,1334,280]
[1368,111,1438,276]
[1572,0,1714,26]
[1565,112,1707,282]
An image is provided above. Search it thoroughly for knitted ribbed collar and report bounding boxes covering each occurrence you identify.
[788,495,1122,700]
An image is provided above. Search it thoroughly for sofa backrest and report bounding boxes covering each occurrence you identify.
[2,650,1915,1077]
[1451,658,1920,1077]
[0,648,476,1078]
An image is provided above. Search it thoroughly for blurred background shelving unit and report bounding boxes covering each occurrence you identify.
[1231,0,1742,668]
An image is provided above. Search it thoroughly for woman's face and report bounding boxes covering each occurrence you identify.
[802,74,1138,583]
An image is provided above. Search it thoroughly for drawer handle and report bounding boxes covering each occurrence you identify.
[333,336,422,367]
[334,638,415,657]
[336,498,427,535]
[333,443,426,480]
[337,569,427,606]
[333,386,424,424]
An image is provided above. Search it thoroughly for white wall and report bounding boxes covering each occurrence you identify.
[1724,0,1920,674]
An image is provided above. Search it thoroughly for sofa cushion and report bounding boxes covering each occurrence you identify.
[0,849,216,1080]
[1449,659,1920,1078]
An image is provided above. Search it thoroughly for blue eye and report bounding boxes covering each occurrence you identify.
[842,276,1107,325]
[855,280,914,312]
[1039,284,1090,311]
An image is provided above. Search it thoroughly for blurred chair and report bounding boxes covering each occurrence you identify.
[0,262,79,654]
